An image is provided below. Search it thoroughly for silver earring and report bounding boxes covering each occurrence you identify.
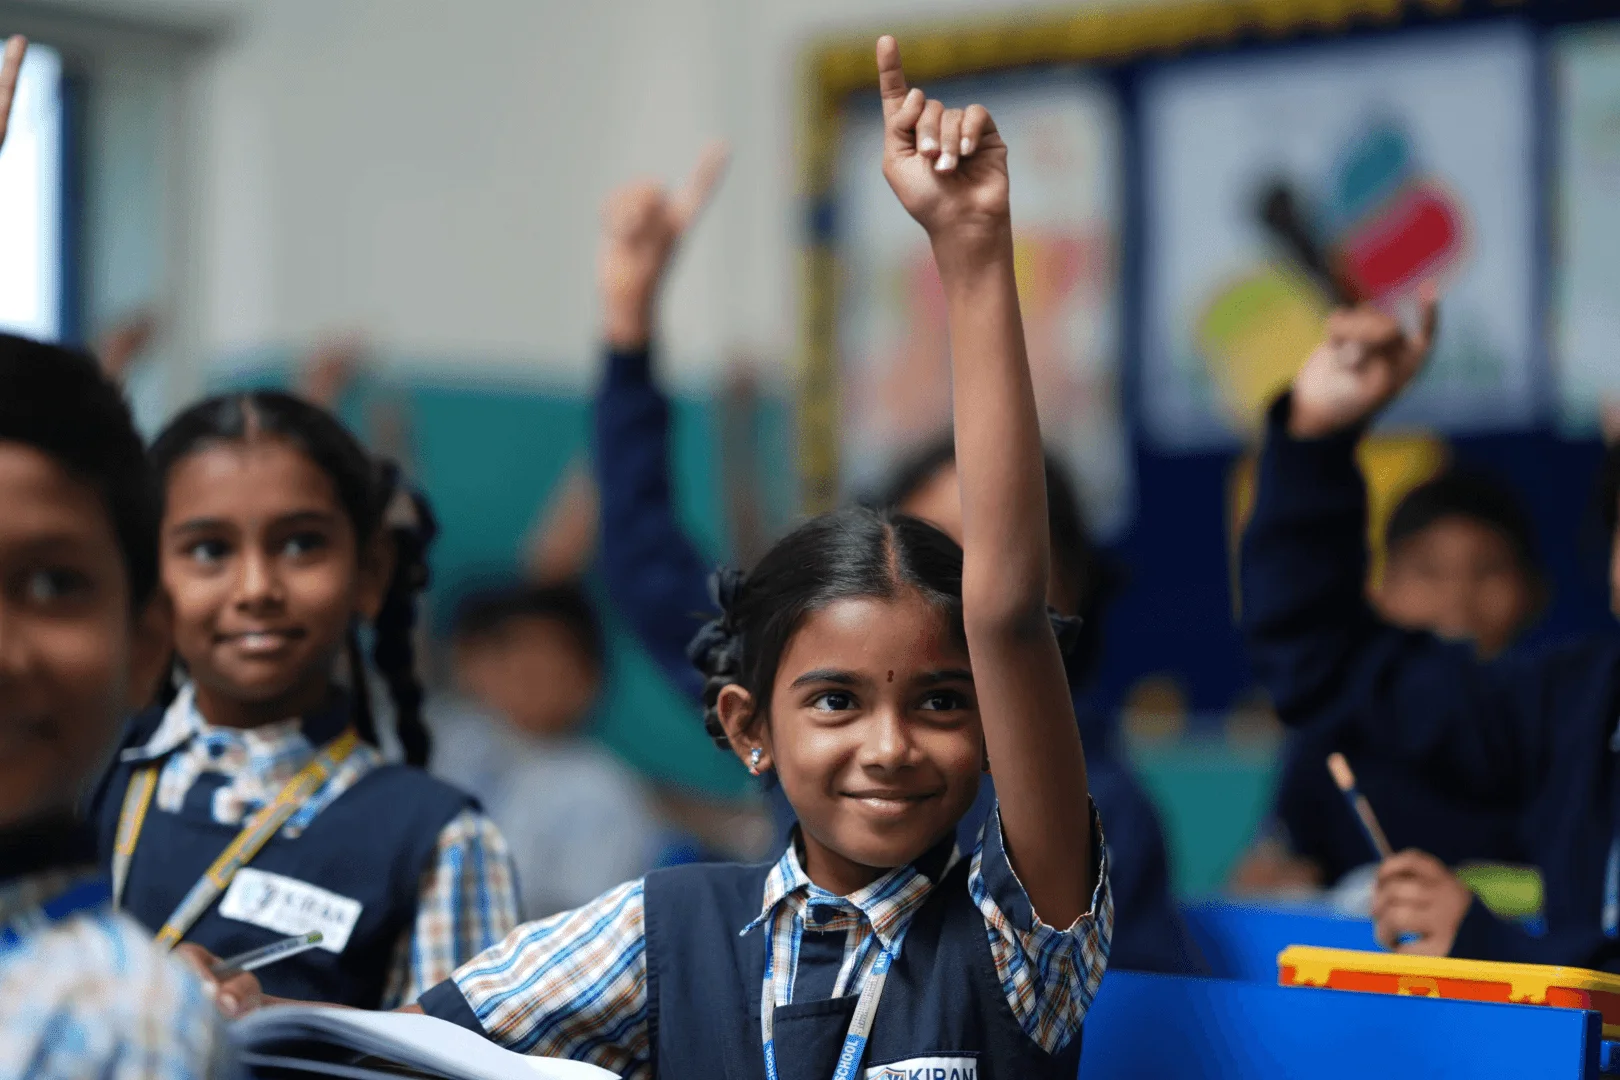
[749,747,763,773]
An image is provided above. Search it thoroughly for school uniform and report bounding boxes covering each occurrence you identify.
[0,815,234,1079]
[1267,715,1524,887]
[1243,393,1620,969]
[419,805,1111,1080]
[595,342,1193,974]
[89,683,521,1008]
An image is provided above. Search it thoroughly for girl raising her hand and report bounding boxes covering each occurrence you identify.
[224,36,1112,1079]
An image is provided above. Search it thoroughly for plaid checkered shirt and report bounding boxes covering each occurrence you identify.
[124,685,520,1006]
[0,867,237,1079]
[448,804,1112,1080]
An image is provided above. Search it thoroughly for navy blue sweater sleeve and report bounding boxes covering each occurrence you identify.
[594,346,713,702]
[1240,395,1548,805]
[1453,898,1618,972]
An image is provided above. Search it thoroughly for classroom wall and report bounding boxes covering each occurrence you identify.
[184,0,1155,391]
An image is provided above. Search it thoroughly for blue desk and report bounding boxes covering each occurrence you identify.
[1181,900,1379,982]
[1079,971,1602,1078]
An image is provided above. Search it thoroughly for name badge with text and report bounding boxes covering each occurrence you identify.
[217,868,361,952]
[866,1056,979,1080]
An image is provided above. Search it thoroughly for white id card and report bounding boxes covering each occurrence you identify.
[217,868,361,953]
[866,1057,979,1080]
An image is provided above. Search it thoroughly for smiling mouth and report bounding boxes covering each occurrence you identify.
[842,791,940,815]
[218,629,306,655]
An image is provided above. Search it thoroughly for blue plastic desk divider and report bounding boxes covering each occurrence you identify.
[1180,900,1379,982]
[1079,971,1602,1078]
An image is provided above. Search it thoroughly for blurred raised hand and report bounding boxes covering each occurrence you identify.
[525,459,601,583]
[298,332,367,410]
[598,140,728,348]
[0,36,26,154]
[95,309,159,383]
[1289,287,1439,440]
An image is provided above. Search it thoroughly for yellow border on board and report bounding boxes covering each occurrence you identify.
[795,0,1518,513]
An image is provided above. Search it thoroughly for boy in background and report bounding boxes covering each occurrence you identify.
[430,582,661,919]
[1236,467,1541,896]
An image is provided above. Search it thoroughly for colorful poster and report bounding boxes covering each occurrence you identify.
[1553,23,1620,435]
[833,72,1131,538]
[1140,25,1538,452]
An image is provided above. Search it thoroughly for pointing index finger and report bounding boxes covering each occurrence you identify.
[669,139,729,232]
[876,35,908,121]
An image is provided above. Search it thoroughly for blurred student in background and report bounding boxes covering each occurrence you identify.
[431,580,661,918]
[1235,467,1540,898]
[1242,292,1620,968]
[591,143,1197,973]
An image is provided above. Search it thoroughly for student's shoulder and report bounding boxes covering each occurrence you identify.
[644,856,777,910]
[1501,631,1620,690]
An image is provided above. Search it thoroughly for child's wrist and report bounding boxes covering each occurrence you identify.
[929,220,1014,281]
[603,295,655,349]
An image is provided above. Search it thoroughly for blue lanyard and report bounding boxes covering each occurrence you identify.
[0,878,113,955]
[760,907,909,1080]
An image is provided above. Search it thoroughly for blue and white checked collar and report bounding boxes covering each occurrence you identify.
[740,831,960,950]
[120,683,349,764]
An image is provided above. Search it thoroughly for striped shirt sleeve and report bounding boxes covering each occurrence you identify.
[381,807,522,1008]
[969,801,1113,1055]
[438,879,651,1078]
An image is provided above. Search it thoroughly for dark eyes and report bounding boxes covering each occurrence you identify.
[182,531,328,565]
[19,567,94,605]
[804,688,971,713]
[185,538,230,565]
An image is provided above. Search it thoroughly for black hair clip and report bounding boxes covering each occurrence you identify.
[1049,610,1085,658]
[709,566,747,622]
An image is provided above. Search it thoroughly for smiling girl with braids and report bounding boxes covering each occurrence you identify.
[89,391,519,1011]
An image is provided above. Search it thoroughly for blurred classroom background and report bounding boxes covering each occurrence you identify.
[4,0,1620,896]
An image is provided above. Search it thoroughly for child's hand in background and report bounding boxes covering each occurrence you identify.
[598,141,728,348]
[876,35,1009,267]
[1371,848,1474,956]
[0,36,26,154]
[1290,286,1439,440]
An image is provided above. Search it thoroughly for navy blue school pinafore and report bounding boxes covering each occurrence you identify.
[88,699,474,1008]
[641,846,1083,1080]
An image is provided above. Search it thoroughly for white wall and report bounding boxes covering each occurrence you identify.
[21,0,1150,398]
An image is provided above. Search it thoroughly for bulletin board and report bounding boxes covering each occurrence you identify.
[800,0,1620,511]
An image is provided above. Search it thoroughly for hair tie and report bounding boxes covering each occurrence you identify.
[1050,610,1085,658]
[709,566,746,620]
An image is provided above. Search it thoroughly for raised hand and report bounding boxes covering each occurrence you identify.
[298,331,367,409]
[1289,285,1439,439]
[876,35,1008,256]
[0,36,27,155]
[598,140,728,348]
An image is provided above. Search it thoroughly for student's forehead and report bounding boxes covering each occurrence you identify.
[164,439,343,516]
[0,441,121,552]
[1393,516,1520,561]
[780,594,967,670]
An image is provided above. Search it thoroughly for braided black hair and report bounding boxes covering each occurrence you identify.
[685,506,1082,750]
[149,392,436,765]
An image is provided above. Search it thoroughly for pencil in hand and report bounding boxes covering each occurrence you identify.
[1327,752,1394,861]
[210,930,324,980]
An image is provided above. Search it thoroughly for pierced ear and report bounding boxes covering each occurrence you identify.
[717,684,772,774]
[357,530,398,622]
[127,592,173,713]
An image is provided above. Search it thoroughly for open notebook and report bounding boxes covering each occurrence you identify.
[232,1006,620,1080]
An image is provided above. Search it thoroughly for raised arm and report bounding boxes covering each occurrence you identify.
[1242,293,1548,803]
[876,37,1092,926]
[593,145,728,699]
